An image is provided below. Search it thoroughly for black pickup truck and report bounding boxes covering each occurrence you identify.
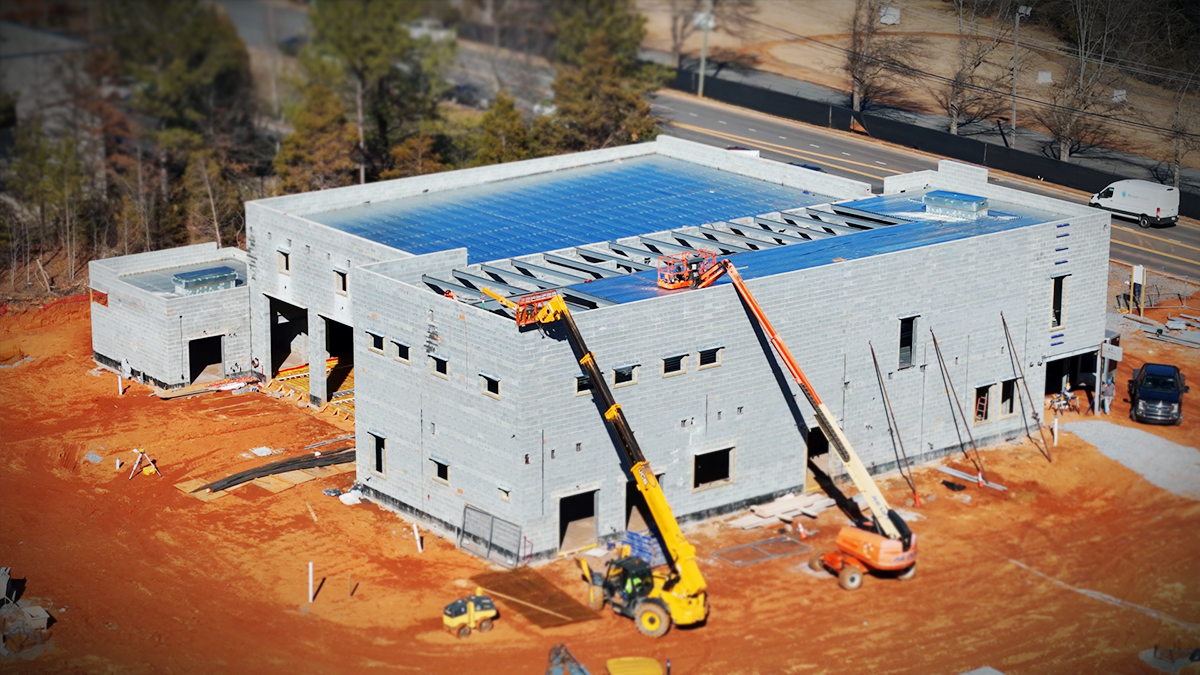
[1129,363,1189,425]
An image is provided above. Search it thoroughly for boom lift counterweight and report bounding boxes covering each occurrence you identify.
[657,251,917,590]
[482,287,708,637]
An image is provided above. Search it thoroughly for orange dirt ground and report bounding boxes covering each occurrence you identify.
[1,300,1199,674]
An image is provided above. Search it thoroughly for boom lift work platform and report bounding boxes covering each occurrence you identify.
[657,251,917,591]
[482,287,708,637]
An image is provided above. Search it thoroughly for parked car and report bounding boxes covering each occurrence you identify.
[1128,363,1188,425]
[1089,179,1179,228]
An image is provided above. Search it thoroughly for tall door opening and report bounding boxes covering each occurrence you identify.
[558,490,597,553]
[269,297,308,377]
[324,317,355,395]
[188,335,223,384]
[624,474,663,532]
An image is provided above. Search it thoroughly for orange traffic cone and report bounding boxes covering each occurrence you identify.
[795,523,809,540]
[977,472,985,488]
[912,491,922,508]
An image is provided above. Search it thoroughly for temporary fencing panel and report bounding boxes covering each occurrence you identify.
[459,505,523,568]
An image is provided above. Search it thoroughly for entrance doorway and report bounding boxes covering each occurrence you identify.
[558,490,597,553]
[1044,352,1099,395]
[188,335,223,384]
[324,317,354,395]
[269,297,308,376]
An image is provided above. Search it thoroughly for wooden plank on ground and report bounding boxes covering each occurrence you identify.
[301,465,343,479]
[471,568,597,629]
[251,475,296,493]
[173,478,229,502]
[275,469,317,485]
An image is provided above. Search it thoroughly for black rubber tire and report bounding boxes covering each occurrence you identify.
[898,562,917,581]
[587,585,605,610]
[838,565,864,591]
[809,552,826,572]
[634,603,671,638]
[478,618,493,632]
[1139,214,1151,228]
[456,624,471,638]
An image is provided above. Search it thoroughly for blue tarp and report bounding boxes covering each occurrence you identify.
[306,155,832,263]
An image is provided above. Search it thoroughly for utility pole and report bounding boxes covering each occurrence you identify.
[696,0,714,98]
[1011,5,1031,144]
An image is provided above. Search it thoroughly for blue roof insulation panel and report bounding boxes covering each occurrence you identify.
[571,190,1065,305]
[305,155,833,263]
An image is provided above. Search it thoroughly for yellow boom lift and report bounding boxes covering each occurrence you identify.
[658,251,917,591]
[482,287,708,637]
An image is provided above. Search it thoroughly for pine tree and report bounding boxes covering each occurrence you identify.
[541,34,659,153]
[380,132,446,179]
[475,91,529,166]
[275,86,359,193]
[553,0,646,79]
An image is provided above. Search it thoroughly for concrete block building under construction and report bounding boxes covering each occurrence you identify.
[90,137,1110,563]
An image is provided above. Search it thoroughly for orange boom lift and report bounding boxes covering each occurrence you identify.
[658,251,917,590]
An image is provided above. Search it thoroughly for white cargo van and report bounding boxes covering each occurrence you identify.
[1089,179,1179,228]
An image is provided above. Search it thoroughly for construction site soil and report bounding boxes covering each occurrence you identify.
[2,300,1198,674]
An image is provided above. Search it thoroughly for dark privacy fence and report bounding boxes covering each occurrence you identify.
[668,70,1200,219]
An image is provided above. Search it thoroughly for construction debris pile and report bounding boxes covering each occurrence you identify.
[1125,313,1200,349]
[726,492,837,530]
[1,567,51,657]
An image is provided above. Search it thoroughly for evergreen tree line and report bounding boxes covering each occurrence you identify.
[0,0,661,293]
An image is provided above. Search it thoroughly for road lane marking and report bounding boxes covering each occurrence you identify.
[876,161,887,166]
[669,122,904,175]
[1110,240,1200,266]
[719,120,727,124]
[689,112,698,117]
[810,144,819,148]
[748,128,757,132]
[1112,225,1200,254]
[779,135,787,139]
[666,123,885,180]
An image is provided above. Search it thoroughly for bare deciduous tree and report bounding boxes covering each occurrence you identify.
[844,0,926,112]
[1163,65,1200,188]
[932,0,1014,135]
[1032,0,1142,161]
[664,0,758,69]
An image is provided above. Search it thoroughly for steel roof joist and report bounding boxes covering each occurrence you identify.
[782,213,858,235]
[510,259,591,283]
[802,209,882,230]
[543,253,618,278]
[723,224,813,245]
[452,269,529,296]
[574,247,654,272]
[670,231,753,255]
[828,204,910,225]
[638,236,697,254]
[695,226,784,250]
[753,216,836,240]
[606,242,659,265]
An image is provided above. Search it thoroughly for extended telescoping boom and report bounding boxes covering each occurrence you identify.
[482,287,708,635]
[659,251,916,589]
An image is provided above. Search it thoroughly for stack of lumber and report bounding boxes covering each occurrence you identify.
[725,492,837,529]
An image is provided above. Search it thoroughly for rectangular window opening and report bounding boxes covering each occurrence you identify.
[575,374,592,395]
[613,364,638,387]
[335,270,348,295]
[481,374,501,398]
[694,447,734,490]
[368,332,384,354]
[431,355,448,378]
[974,385,992,424]
[1051,276,1068,328]
[278,250,290,275]
[370,433,386,476]
[899,316,917,369]
[699,347,723,369]
[499,488,511,503]
[1000,379,1017,417]
[662,354,686,376]
[431,459,450,484]
[393,341,410,363]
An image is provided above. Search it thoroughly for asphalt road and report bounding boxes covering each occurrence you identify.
[654,91,1200,280]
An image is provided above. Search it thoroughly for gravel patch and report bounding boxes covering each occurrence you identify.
[1063,421,1200,500]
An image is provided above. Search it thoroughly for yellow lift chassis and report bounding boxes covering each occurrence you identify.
[482,287,708,637]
